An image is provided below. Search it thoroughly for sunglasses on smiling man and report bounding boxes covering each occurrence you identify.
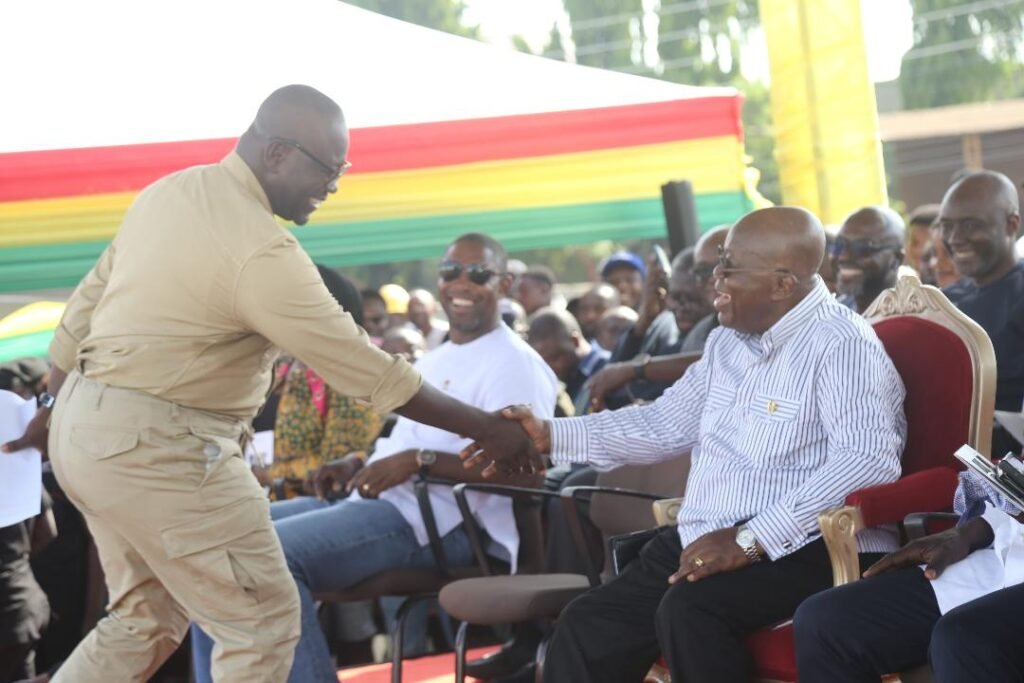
[271,137,352,182]
[827,236,899,259]
[438,261,501,285]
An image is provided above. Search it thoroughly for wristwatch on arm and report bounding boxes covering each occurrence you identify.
[415,449,437,479]
[39,392,56,409]
[736,525,762,563]
[633,353,652,381]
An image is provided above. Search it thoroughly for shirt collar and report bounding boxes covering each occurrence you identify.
[760,275,830,356]
[737,275,830,358]
[578,347,604,376]
[222,151,273,214]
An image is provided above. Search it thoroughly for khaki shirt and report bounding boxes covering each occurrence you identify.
[50,152,421,419]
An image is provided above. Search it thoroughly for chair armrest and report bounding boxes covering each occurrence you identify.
[818,505,865,587]
[561,485,668,587]
[845,467,959,528]
[904,512,960,540]
[653,497,683,527]
[414,478,459,577]
[608,528,661,577]
[819,468,960,588]
[452,482,562,576]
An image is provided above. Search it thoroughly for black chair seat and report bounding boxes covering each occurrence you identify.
[440,573,591,624]
[314,565,484,603]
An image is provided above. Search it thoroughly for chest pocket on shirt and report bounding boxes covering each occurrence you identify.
[740,393,805,466]
[750,393,801,423]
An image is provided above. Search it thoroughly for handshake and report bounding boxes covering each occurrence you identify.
[460,404,552,478]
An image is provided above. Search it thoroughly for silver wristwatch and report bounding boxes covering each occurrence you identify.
[39,392,56,409]
[415,449,437,478]
[736,525,762,562]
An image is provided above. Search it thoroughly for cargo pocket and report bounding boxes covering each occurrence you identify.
[160,497,277,607]
[69,424,140,461]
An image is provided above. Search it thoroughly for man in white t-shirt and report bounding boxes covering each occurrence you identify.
[191,233,558,683]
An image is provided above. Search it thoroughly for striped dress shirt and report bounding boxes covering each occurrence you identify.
[550,277,907,559]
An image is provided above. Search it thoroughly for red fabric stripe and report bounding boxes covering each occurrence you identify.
[352,96,742,172]
[0,138,238,202]
[0,97,741,201]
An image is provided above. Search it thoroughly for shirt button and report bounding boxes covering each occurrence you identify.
[203,443,221,458]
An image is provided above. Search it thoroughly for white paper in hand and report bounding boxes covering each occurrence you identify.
[0,390,42,527]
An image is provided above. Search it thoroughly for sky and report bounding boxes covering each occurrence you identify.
[463,0,916,83]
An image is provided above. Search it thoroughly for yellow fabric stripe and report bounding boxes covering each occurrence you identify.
[0,136,744,248]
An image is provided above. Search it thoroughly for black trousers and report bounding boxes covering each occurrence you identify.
[543,526,839,683]
[795,565,1024,683]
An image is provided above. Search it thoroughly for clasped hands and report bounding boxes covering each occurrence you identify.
[459,404,550,477]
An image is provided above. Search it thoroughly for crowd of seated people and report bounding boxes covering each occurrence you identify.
[4,167,1024,683]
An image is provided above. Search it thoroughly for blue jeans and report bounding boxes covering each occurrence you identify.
[191,496,473,683]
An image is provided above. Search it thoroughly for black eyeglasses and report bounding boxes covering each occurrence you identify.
[828,236,898,259]
[439,261,500,285]
[271,137,352,181]
[716,245,796,279]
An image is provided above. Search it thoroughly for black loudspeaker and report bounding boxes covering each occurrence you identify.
[660,180,700,257]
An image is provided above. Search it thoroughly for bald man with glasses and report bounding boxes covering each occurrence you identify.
[830,206,905,313]
[467,207,907,683]
[4,85,539,683]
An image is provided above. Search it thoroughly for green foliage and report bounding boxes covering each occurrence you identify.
[656,1,760,86]
[339,0,478,38]
[900,0,1024,109]
[561,0,641,69]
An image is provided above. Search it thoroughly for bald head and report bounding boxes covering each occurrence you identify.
[695,225,730,266]
[730,207,826,282]
[714,208,826,334]
[939,170,1021,286]
[236,85,349,226]
[833,206,905,311]
[252,85,344,139]
[841,206,905,244]
[943,170,1020,216]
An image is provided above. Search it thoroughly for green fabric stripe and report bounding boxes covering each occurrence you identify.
[0,192,750,292]
[0,330,54,362]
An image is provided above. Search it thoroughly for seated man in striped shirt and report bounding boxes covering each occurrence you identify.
[465,206,908,683]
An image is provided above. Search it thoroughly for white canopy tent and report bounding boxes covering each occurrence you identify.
[0,0,729,152]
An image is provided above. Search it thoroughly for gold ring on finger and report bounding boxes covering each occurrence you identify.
[693,557,705,568]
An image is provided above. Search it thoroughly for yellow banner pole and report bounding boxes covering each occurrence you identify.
[760,0,888,223]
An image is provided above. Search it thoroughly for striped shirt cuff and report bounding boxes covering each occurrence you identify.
[747,505,807,561]
[549,416,591,465]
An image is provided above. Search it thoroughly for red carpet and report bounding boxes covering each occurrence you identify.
[337,646,499,682]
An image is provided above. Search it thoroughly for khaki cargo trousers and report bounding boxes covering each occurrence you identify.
[48,371,300,682]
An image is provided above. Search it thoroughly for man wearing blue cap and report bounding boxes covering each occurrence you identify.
[600,251,646,311]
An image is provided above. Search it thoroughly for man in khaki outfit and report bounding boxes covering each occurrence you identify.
[3,85,539,682]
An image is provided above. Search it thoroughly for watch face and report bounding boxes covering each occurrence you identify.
[736,528,756,548]
[417,449,437,466]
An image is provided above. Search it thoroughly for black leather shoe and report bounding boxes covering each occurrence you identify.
[465,638,537,679]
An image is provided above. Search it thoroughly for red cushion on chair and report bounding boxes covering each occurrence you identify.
[746,624,797,681]
[847,466,960,527]
[872,318,974,475]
